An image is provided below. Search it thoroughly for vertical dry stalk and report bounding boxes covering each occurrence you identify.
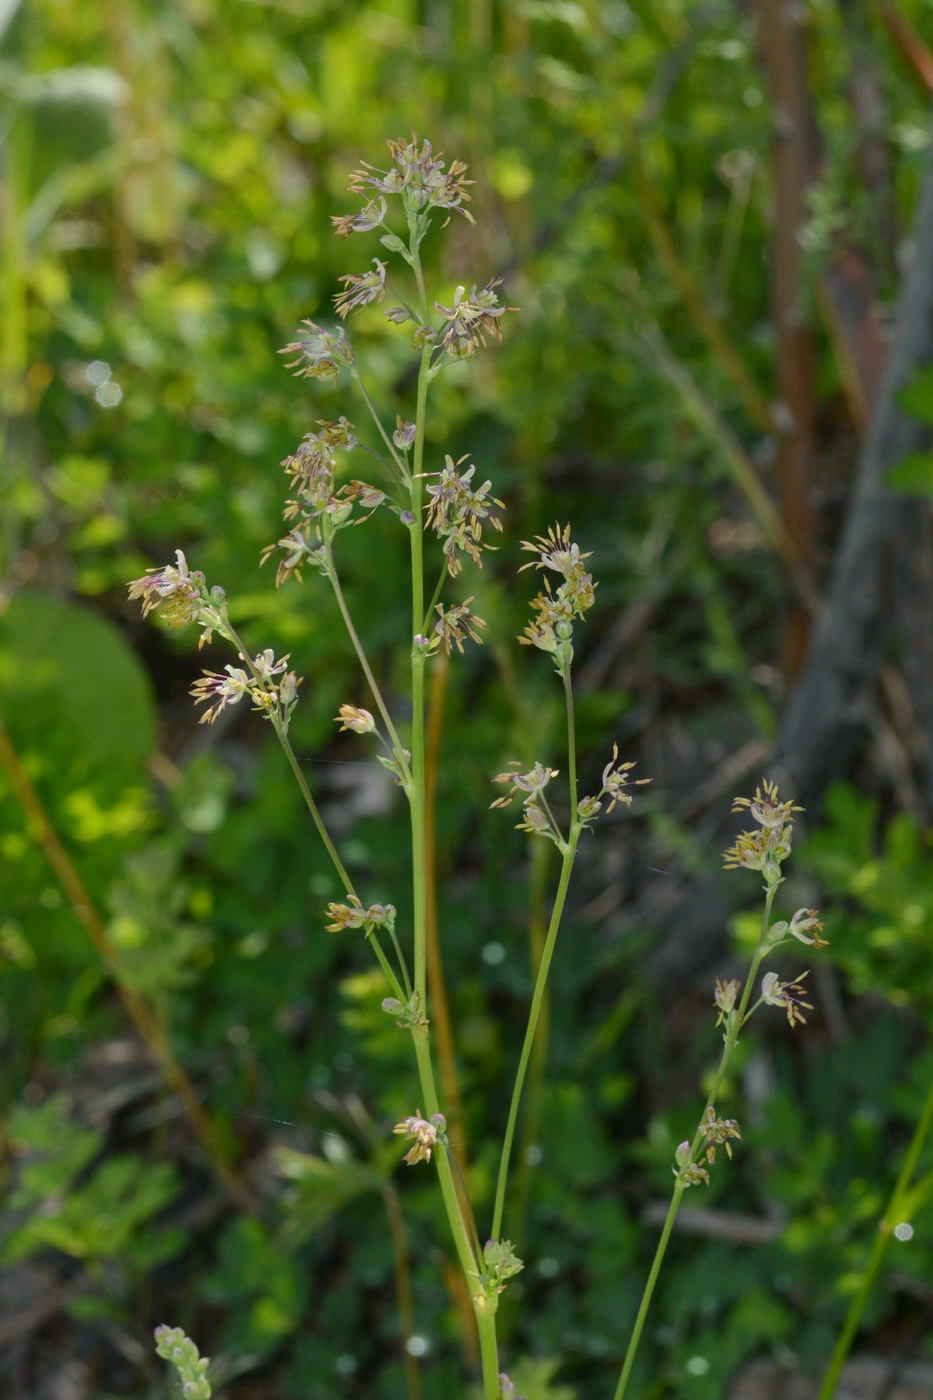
[0,713,255,1212]
[756,0,820,679]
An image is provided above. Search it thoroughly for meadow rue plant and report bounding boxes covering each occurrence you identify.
[141,140,824,1400]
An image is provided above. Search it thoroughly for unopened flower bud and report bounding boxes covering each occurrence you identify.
[675,1141,693,1167]
[380,233,407,253]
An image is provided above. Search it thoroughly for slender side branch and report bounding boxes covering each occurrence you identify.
[491,834,579,1241]
[225,622,356,896]
[325,541,412,783]
[612,884,777,1399]
[492,660,581,1241]
[352,367,408,478]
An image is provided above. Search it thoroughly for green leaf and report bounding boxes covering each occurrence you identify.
[0,591,155,777]
[898,364,933,426]
[885,452,933,494]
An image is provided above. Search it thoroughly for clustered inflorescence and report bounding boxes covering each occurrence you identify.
[126,552,300,734]
[671,781,825,1193]
[154,1326,212,1400]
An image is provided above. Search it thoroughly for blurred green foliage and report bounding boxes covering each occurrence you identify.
[1,0,932,1397]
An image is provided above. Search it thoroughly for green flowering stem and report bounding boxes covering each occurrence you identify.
[612,882,778,1399]
[817,1076,933,1400]
[491,655,581,1241]
[562,657,577,809]
[475,1297,502,1400]
[324,540,412,785]
[406,324,500,1393]
[491,830,579,1241]
[409,344,432,1000]
[611,1179,685,1400]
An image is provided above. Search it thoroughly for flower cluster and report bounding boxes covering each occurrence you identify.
[519,525,596,663]
[191,650,300,731]
[697,1107,742,1165]
[722,780,803,886]
[576,745,652,827]
[343,136,474,224]
[334,258,387,318]
[434,281,516,359]
[154,1326,211,1400]
[761,969,813,1028]
[393,1111,447,1166]
[282,418,357,496]
[713,977,741,1027]
[324,896,397,935]
[424,454,504,575]
[262,420,386,586]
[331,195,387,238]
[674,1142,710,1188]
[279,319,354,382]
[491,761,563,844]
[767,907,827,950]
[480,1238,525,1296]
[432,599,488,655]
[127,551,209,631]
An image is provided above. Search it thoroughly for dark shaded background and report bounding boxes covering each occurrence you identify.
[1,1,931,1398]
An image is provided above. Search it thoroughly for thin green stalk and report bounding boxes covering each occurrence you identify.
[410,1033,481,1282]
[491,657,581,1242]
[409,345,432,1000]
[225,622,355,895]
[387,921,414,1001]
[422,562,449,636]
[491,833,579,1241]
[352,367,408,478]
[324,540,411,782]
[611,1181,685,1400]
[475,1301,501,1400]
[402,257,500,1391]
[368,933,407,1006]
[817,1077,933,1400]
[274,724,355,895]
[563,661,577,808]
[612,884,777,1399]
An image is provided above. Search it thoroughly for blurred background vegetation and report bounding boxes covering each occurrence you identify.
[1,1,932,1397]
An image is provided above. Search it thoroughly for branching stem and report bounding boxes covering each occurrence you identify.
[612,883,778,1399]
